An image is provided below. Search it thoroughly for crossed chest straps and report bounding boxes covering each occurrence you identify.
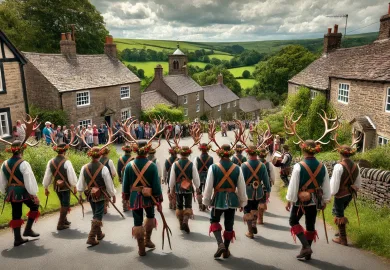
[198,156,211,172]
[175,160,192,182]
[166,158,178,171]
[243,161,263,188]
[5,159,25,187]
[51,159,67,185]
[340,160,357,188]
[234,156,243,165]
[85,164,105,190]
[214,163,237,193]
[119,156,133,174]
[299,162,323,193]
[130,161,152,192]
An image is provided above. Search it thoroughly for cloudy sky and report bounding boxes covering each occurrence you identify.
[90,0,386,41]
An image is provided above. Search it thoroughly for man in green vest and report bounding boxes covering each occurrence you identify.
[169,146,200,233]
[257,148,275,225]
[0,141,40,246]
[241,146,270,239]
[122,140,163,256]
[43,143,78,230]
[164,146,179,210]
[280,145,292,187]
[77,147,116,246]
[330,144,361,246]
[194,143,214,211]
[99,147,117,215]
[285,140,331,260]
[231,144,247,166]
[117,144,134,212]
[203,144,247,259]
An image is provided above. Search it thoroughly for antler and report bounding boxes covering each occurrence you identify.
[232,120,246,149]
[68,129,79,147]
[189,125,202,149]
[165,129,173,148]
[76,129,92,150]
[258,122,273,148]
[315,110,340,145]
[121,117,138,144]
[351,131,363,148]
[208,120,220,149]
[100,123,119,151]
[284,112,304,145]
[22,114,40,146]
[147,117,165,145]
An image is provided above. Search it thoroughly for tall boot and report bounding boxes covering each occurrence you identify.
[176,209,184,230]
[64,208,71,226]
[122,199,129,212]
[332,217,348,246]
[133,226,146,256]
[196,194,203,211]
[244,213,254,239]
[10,220,28,247]
[57,207,70,230]
[210,223,225,258]
[96,220,105,241]
[291,225,312,259]
[86,220,100,246]
[223,231,235,259]
[23,211,40,237]
[304,230,318,260]
[257,204,266,225]
[144,218,156,249]
[104,200,108,214]
[182,209,193,234]
[251,210,258,234]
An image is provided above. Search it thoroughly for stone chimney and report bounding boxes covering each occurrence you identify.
[60,32,76,58]
[104,35,117,58]
[154,64,163,79]
[323,24,342,54]
[378,3,390,40]
[218,73,223,84]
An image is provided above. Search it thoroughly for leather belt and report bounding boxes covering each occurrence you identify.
[131,186,144,192]
[215,188,235,193]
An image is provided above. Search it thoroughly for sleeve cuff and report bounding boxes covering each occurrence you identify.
[203,197,211,206]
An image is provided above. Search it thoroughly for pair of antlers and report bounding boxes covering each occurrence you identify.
[208,120,248,150]
[165,124,202,150]
[284,110,340,145]
[333,131,363,148]
[122,117,165,149]
[77,123,117,151]
[50,129,79,147]
[0,115,40,147]
[256,122,273,149]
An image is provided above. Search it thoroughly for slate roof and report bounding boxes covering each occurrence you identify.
[289,39,390,90]
[239,96,273,112]
[141,90,174,110]
[162,75,203,96]
[23,52,140,92]
[203,83,239,107]
[172,48,185,55]
[350,116,376,130]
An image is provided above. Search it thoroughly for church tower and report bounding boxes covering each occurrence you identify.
[168,44,188,76]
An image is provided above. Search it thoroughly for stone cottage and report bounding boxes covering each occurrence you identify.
[288,4,390,151]
[239,96,273,120]
[23,33,141,127]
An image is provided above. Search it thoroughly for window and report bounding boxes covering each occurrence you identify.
[338,83,349,104]
[233,101,237,107]
[196,92,199,101]
[227,103,230,109]
[173,60,179,70]
[196,104,200,112]
[76,91,90,106]
[120,86,130,99]
[121,108,131,121]
[183,95,188,104]
[233,112,237,120]
[0,112,10,137]
[218,105,221,111]
[79,119,92,128]
[184,108,188,117]
[378,136,389,146]
[386,88,390,112]
[311,90,319,99]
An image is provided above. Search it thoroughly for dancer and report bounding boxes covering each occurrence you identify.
[117,144,134,212]
[231,144,247,166]
[99,147,118,214]
[163,130,179,210]
[194,143,214,211]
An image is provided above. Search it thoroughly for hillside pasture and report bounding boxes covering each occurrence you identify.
[237,79,256,89]
[124,61,169,77]
[209,54,234,61]
[228,66,256,78]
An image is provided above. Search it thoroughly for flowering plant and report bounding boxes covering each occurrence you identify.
[337,147,357,157]
[245,148,260,156]
[300,143,321,154]
[122,145,132,152]
[178,148,192,156]
[5,144,27,153]
[198,144,211,151]
[100,148,110,155]
[87,148,103,158]
[216,149,235,158]
[168,147,179,155]
[132,145,151,156]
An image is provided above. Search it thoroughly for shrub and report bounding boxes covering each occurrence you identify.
[30,106,69,127]
[354,144,390,170]
[141,104,184,123]
[242,70,250,78]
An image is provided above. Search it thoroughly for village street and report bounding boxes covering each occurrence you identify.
[0,131,388,270]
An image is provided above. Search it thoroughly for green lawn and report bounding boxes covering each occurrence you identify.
[188,62,208,68]
[228,66,256,78]
[237,79,256,89]
[209,54,234,61]
[124,61,169,77]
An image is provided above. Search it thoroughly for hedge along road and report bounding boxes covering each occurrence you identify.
[0,131,389,270]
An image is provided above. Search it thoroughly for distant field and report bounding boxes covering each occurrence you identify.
[188,62,208,68]
[210,54,234,61]
[124,61,169,77]
[228,66,256,78]
[237,79,256,89]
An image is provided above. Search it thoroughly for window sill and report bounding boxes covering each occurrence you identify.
[121,97,130,100]
[77,104,91,108]
[0,90,7,95]
[337,100,349,105]
[0,134,12,140]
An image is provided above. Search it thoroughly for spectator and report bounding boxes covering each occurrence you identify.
[42,122,52,145]
[34,122,41,141]
[103,124,108,143]
[144,122,150,139]
[98,124,104,144]
[12,126,18,140]
[85,125,94,148]
[16,120,26,142]
[93,125,99,146]
[174,122,180,137]
[56,126,64,144]
[63,125,68,144]
[134,121,139,139]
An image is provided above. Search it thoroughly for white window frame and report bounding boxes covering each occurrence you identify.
[79,119,92,128]
[183,95,188,104]
[121,107,131,121]
[227,103,230,109]
[0,112,10,137]
[378,136,389,146]
[310,90,319,100]
[218,104,221,112]
[233,100,237,107]
[338,83,350,104]
[76,91,90,107]
[233,112,237,120]
[0,64,5,93]
[120,86,130,99]
[184,108,188,117]
[196,92,200,101]
[196,104,200,112]
[385,87,390,112]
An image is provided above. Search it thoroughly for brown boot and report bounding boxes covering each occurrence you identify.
[223,249,231,259]
[57,207,70,231]
[96,221,105,241]
[182,209,193,234]
[144,218,156,249]
[196,194,203,211]
[176,209,184,230]
[104,200,108,214]
[251,210,258,234]
[332,217,348,246]
[133,226,146,256]
[122,199,129,212]
[257,204,266,225]
[244,213,254,239]
[86,220,100,246]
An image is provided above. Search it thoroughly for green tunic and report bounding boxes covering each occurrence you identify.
[196,154,214,184]
[2,157,30,202]
[122,158,162,209]
[83,162,106,202]
[99,156,112,177]
[231,154,247,166]
[241,159,270,200]
[49,156,69,192]
[173,158,194,194]
[164,156,177,184]
[211,160,241,209]
[117,155,132,180]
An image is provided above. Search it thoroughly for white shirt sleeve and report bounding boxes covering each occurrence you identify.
[102,166,116,197]
[193,157,198,171]
[330,164,344,196]
[269,163,275,185]
[0,163,7,194]
[65,160,78,188]
[282,155,289,164]
[169,164,177,192]
[237,168,248,207]
[20,161,38,196]
[202,166,214,206]
[286,163,301,203]
[353,166,362,189]
[108,159,117,178]
[322,166,331,203]
[155,159,162,179]
[163,160,167,179]
[77,166,87,194]
[192,163,200,189]
[42,160,53,189]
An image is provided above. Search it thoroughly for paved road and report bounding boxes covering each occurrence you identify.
[0,131,388,270]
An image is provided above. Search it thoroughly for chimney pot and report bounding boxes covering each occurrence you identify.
[327,28,332,35]
[61,33,66,41]
[104,35,117,59]
[334,24,338,33]
[218,73,223,84]
[105,35,113,44]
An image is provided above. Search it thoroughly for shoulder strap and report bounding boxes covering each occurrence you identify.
[86,164,104,189]
[300,161,323,190]
[131,161,153,187]
[51,158,67,182]
[176,160,192,180]
[215,163,237,190]
[235,155,242,165]
[244,161,262,185]
[199,156,211,172]
[340,160,358,186]
[119,157,125,166]
[5,159,25,187]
